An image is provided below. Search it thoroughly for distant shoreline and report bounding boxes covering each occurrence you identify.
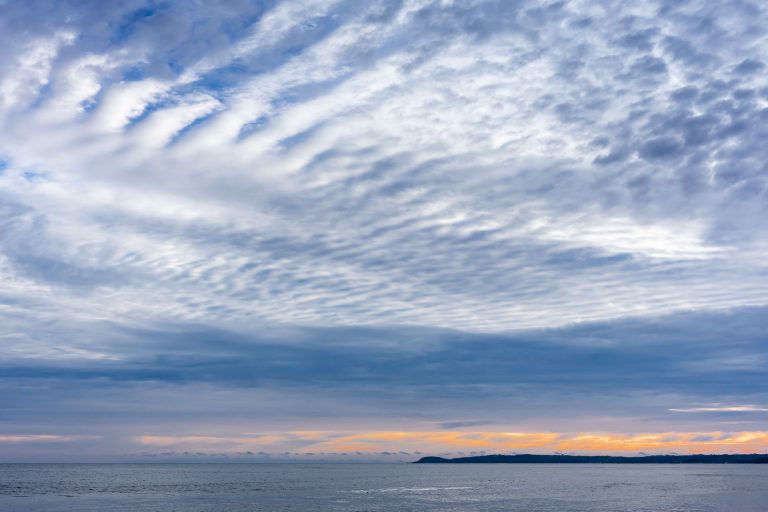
[414,454,768,464]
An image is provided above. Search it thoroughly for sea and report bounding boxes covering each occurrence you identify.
[0,463,766,511]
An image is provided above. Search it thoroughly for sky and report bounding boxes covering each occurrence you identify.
[0,0,767,462]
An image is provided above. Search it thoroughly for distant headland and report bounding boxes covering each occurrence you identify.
[414,454,768,464]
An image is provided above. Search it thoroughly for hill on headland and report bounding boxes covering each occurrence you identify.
[414,454,768,464]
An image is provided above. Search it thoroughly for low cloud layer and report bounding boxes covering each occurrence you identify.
[2,308,768,459]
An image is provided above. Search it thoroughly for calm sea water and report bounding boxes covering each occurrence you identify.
[0,463,766,511]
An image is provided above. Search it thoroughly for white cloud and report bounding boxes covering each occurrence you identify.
[89,79,169,132]
[0,0,767,338]
[0,434,95,443]
[0,30,76,111]
[670,405,768,413]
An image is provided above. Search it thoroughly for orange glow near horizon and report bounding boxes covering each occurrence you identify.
[136,430,768,455]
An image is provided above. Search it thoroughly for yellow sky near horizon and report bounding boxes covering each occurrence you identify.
[135,430,768,455]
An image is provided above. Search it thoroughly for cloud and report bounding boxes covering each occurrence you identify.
[0,0,766,332]
[0,435,85,443]
[1,307,767,458]
[0,0,767,459]
[669,405,768,413]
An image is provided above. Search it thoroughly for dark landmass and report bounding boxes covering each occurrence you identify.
[415,454,768,464]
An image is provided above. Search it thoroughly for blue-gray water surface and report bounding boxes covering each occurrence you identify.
[0,463,766,511]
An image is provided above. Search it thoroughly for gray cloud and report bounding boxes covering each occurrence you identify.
[2,308,767,435]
